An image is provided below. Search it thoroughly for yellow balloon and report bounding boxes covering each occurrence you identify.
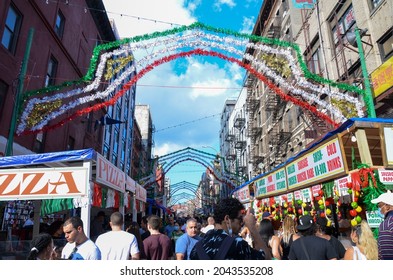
[302,202,307,208]
[351,219,358,227]
[318,200,324,205]
[327,220,332,227]
[356,206,362,213]
[326,208,332,215]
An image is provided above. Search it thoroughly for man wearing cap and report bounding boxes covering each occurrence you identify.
[288,215,337,260]
[371,190,393,260]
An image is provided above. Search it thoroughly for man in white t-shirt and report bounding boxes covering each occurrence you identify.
[61,216,101,260]
[95,212,140,260]
[201,216,215,234]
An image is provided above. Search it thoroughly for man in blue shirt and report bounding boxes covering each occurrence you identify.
[175,218,201,260]
[164,216,177,238]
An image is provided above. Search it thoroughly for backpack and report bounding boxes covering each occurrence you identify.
[195,235,235,260]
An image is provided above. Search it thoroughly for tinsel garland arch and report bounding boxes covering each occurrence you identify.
[16,22,367,135]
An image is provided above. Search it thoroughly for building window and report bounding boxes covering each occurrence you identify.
[103,144,110,159]
[33,132,45,153]
[54,10,65,39]
[0,80,8,115]
[378,29,393,61]
[45,56,58,87]
[66,136,75,150]
[1,4,22,53]
[331,4,356,46]
[369,0,383,10]
[308,47,323,75]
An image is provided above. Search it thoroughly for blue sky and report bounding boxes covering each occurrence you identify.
[102,0,262,201]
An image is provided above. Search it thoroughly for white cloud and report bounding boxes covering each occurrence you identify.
[102,0,196,38]
[213,0,236,11]
[186,0,202,12]
[240,16,255,34]
[154,142,185,156]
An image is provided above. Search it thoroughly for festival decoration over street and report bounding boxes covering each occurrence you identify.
[16,22,366,135]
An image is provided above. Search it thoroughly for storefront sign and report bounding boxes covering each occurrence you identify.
[366,211,383,228]
[311,184,322,197]
[0,166,89,200]
[96,153,125,193]
[301,188,312,202]
[286,137,345,189]
[125,175,136,193]
[294,190,302,200]
[255,168,287,198]
[371,55,393,98]
[336,176,350,196]
[234,185,250,203]
[292,0,316,9]
[135,183,146,202]
[378,169,393,184]
[287,192,293,202]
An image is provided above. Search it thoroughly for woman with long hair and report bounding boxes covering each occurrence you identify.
[26,233,55,260]
[280,216,300,260]
[126,221,146,259]
[343,220,378,260]
[258,219,282,259]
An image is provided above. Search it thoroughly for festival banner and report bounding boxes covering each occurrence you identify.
[286,137,346,190]
[255,168,287,198]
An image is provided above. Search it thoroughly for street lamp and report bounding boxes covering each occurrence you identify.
[346,27,376,118]
[202,145,219,155]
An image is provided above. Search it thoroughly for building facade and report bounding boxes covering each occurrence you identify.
[0,0,115,156]
[239,0,392,180]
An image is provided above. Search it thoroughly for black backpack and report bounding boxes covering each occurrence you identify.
[195,235,235,260]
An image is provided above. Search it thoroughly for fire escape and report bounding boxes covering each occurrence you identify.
[233,111,246,180]
[265,90,291,168]
[298,7,331,141]
[245,75,262,170]
[263,16,292,169]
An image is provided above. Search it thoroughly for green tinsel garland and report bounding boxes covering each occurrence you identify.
[21,22,365,103]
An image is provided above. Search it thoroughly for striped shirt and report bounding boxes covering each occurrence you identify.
[378,211,393,260]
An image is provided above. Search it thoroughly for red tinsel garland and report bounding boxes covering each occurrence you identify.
[19,49,338,135]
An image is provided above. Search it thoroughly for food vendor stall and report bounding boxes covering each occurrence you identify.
[232,118,393,232]
[0,148,143,259]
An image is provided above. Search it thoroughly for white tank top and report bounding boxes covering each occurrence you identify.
[353,246,367,260]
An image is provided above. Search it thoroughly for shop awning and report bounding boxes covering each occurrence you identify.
[0,148,95,168]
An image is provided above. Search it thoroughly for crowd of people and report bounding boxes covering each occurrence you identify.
[26,190,393,260]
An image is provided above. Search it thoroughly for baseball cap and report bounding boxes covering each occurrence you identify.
[262,211,272,219]
[297,215,314,231]
[371,190,393,206]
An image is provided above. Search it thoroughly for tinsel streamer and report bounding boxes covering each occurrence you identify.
[19,49,339,135]
[17,23,366,135]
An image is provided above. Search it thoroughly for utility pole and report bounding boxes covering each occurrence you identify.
[5,28,34,156]
[354,28,376,118]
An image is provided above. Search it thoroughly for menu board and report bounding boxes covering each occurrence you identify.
[286,137,346,190]
[255,168,287,198]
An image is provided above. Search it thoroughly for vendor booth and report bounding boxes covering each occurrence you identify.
[232,118,393,234]
[0,148,146,259]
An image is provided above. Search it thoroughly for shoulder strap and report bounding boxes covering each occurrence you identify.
[214,236,235,260]
[299,238,310,260]
[195,240,211,260]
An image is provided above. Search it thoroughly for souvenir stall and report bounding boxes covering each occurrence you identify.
[233,118,393,234]
[0,148,139,259]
